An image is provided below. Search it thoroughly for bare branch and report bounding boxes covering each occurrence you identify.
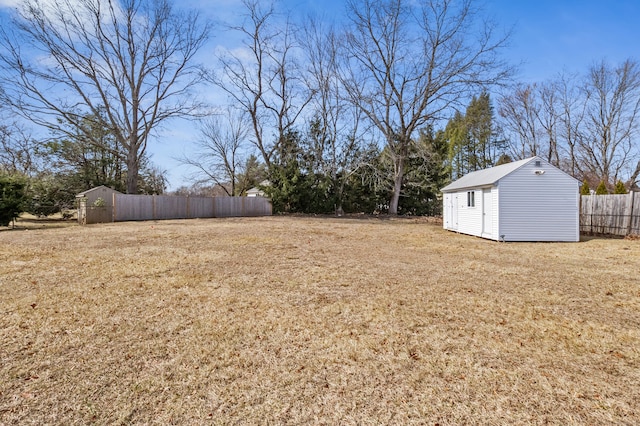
[0,0,210,193]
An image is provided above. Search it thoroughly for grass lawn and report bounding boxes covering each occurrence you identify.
[1,216,639,424]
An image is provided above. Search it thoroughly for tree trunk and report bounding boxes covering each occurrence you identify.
[389,155,405,215]
[126,148,138,194]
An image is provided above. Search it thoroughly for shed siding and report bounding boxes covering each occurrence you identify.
[452,189,483,237]
[498,161,579,241]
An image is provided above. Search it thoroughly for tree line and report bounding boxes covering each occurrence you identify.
[1,0,639,224]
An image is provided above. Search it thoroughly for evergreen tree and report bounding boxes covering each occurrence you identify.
[446,111,468,180]
[26,173,76,217]
[446,93,502,179]
[0,173,27,226]
[614,180,627,194]
[341,143,386,214]
[580,180,591,195]
[236,155,268,196]
[46,113,127,193]
[496,153,512,165]
[595,181,609,195]
[266,130,318,213]
[465,92,495,171]
[401,127,450,215]
[44,112,166,200]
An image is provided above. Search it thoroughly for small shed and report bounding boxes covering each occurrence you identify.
[246,180,270,197]
[76,186,121,224]
[441,156,580,242]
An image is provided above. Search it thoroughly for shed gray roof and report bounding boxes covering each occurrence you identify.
[441,157,536,192]
[75,185,121,197]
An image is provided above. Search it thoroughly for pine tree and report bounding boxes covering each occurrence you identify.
[465,92,495,171]
[446,93,501,180]
[496,154,512,166]
[580,180,591,195]
[595,181,608,195]
[0,173,27,226]
[445,111,468,180]
[613,180,627,194]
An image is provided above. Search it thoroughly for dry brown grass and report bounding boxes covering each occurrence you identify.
[1,216,639,425]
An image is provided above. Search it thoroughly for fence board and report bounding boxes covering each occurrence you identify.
[154,195,187,220]
[580,192,639,236]
[114,194,154,222]
[214,197,272,217]
[108,194,271,223]
[188,197,215,218]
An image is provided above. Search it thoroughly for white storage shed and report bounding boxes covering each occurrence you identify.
[441,157,580,242]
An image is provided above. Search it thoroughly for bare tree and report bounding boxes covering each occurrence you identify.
[555,72,586,177]
[299,16,366,213]
[180,111,248,196]
[537,82,561,166]
[211,0,312,169]
[0,123,40,176]
[341,0,511,214]
[0,0,210,193]
[498,82,560,164]
[579,59,640,186]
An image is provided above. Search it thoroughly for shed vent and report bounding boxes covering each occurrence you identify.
[535,160,541,167]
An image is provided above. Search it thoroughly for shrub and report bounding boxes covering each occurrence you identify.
[0,173,28,226]
[613,180,627,194]
[580,180,591,195]
[595,181,608,195]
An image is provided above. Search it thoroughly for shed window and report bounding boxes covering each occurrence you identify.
[467,191,475,207]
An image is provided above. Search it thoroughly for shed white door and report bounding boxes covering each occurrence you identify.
[482,189,492,237]
[449,194,458,230]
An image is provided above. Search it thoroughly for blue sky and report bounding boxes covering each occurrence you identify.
[163,0,640,190]
[484,0,640,82]
[1,0,639,190]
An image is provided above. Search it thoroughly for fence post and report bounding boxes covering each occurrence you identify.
[627,191,636,236]
[590,194,595,234]
[112,192,116,222]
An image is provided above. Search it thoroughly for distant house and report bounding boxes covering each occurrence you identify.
[441,156,580,242]
[76,186,121,224]
[246,180,270,197]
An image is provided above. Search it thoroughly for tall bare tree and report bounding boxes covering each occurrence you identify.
[537,82,561,166]
[498,82,561,164]
[341,0,511,214]
[555,72,586,177]
[0,0,210,193]
[0,123,40,176]
[212,0,312,169]
[180,111,248,196]
[580,59,640,186]
[299,17,366,213]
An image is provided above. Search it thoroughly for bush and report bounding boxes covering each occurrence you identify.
[614,180,627,194]
[580,180,591,195]
[25,173,76,217]
[595,181,608,195]
[0,173,28,226]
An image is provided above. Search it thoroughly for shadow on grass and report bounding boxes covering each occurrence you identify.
[0,216,78,232]
[280,213,444,225]
[580,233,627,242]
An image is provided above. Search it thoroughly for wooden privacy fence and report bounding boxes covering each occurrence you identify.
[580,192,639,236]
[83,194,271,224]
